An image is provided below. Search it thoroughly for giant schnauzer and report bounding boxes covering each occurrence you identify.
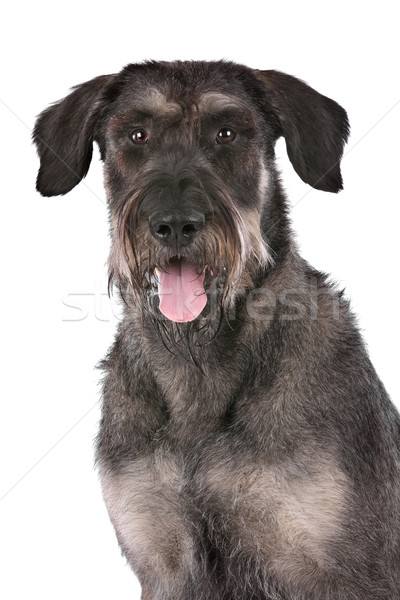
[34,61,400,599]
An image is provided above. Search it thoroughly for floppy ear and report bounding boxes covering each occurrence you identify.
[33,74,115,196]
[253,70,350,192]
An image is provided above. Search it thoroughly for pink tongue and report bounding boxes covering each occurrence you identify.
[157,260,207,322]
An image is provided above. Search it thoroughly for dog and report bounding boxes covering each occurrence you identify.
[34,61,400,599]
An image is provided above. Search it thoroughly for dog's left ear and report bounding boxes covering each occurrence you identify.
[33,74,115,197]
[252,70,350,192]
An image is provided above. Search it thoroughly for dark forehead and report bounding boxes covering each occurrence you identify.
[108,60,262,117]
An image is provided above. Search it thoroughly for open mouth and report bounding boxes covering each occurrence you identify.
[155,258,208,323]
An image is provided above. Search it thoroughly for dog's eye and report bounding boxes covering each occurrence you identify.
[216,128,236,144]
[130,128,148,144]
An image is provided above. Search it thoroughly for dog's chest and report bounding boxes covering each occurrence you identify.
[100,328,349,589]
[101,435,348,590]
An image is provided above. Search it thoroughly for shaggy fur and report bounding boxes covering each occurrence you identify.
[34,60,400,599]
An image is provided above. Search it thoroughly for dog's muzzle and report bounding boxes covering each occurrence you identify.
[149,210,207,323]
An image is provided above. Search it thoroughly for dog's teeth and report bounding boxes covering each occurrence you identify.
[152,269,161,287]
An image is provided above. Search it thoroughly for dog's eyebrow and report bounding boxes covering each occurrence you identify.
[198,92,248,115]
[197,92,256,127]
[135,88,182,118]
[109,90,183,128]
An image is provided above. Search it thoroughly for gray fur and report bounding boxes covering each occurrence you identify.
[34,61,400,599]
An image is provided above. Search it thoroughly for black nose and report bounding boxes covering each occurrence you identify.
[149,211,205,248]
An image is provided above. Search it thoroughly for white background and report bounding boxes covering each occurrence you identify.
[1,1,399,598]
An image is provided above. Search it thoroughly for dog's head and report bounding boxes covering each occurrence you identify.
[34,61,349,329]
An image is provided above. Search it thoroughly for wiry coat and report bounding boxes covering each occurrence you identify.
[34,61,400,599]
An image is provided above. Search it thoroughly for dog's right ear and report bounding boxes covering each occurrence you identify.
[33,74,115,197]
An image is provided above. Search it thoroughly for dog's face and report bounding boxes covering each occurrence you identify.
[34,61,349,326]
[101,64,274,323]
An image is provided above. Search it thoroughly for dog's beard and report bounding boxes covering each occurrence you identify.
[108,177,272,354]
[146,270,227,366]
